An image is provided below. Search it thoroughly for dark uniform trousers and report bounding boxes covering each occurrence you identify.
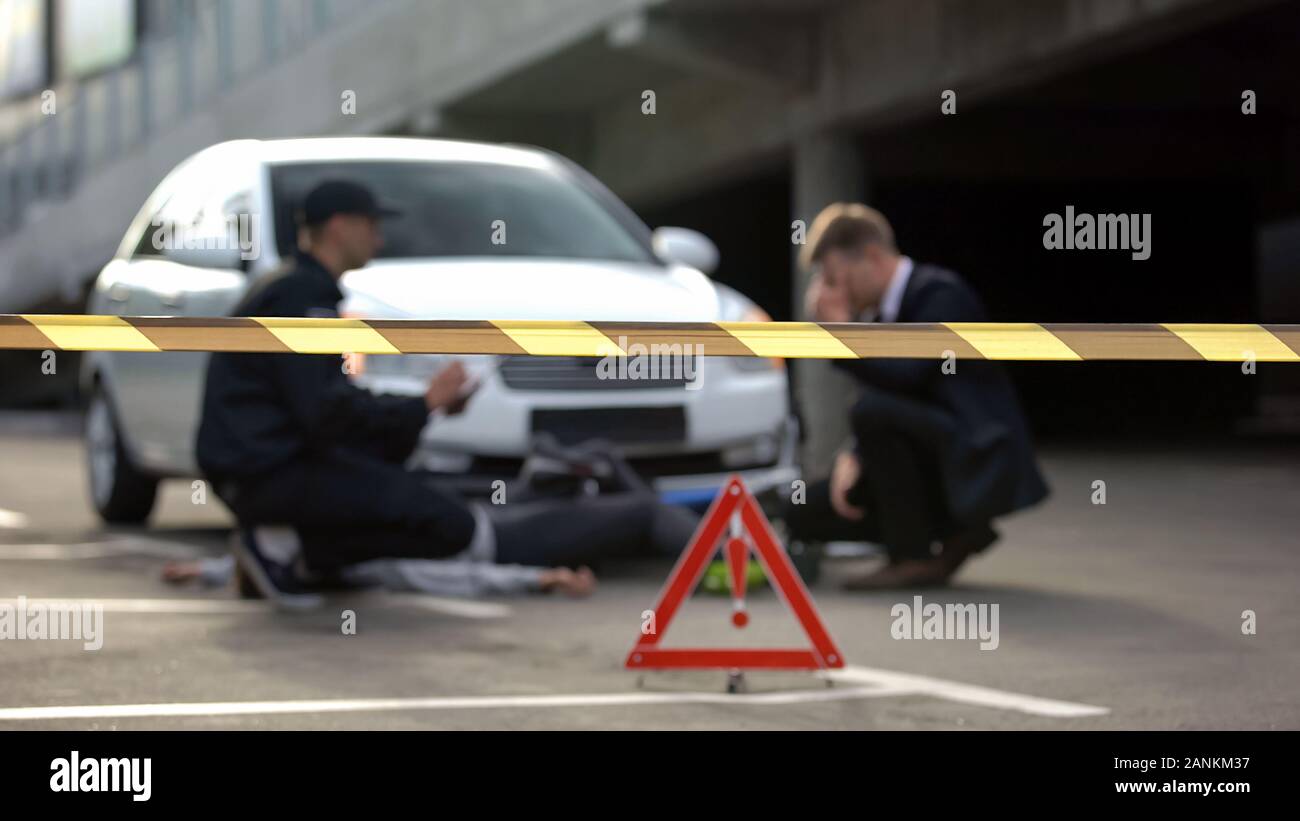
[214,446,477,570]
[216,445,700,573]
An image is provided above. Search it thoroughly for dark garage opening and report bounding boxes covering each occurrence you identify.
[641,0,1299,441]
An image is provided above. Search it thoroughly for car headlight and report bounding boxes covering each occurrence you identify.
[356,353,449,380]
[347,353,494,383]
[340,306,481,382]
[416,449,474,473]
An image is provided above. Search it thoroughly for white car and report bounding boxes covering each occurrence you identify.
[81,137,796,524]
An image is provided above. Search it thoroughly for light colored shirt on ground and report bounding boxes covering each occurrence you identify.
[200,507,545,598]
[342,502,545,596]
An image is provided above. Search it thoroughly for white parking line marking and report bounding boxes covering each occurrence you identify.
[0,595,510,620]
[0,666,1108,722]
[0,539,203,560]
[0,507,30,529]
[822,665,1109,717]
[0,597,266,614]
[0,685,907,721]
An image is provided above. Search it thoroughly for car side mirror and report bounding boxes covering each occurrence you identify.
[157,216,250,270]
[652,226,719,275]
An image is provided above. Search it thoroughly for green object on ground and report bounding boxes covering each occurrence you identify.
[701,559,767,594]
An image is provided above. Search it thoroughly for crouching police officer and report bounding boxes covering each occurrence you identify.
[197,180,699,608]
[196,180,479,606]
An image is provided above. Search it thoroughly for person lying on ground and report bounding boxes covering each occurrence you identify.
[192,416,696,607]
[161,552,597,597]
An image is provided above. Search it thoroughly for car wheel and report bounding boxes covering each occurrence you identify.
[85,385,158,524]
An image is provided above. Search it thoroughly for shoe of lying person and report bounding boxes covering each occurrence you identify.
[229,527,324,610]
[523,433,650,495]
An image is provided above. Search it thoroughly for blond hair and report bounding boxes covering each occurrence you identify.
[801,202,896,271]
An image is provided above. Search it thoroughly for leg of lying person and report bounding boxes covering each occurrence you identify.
[490,491,700,568]
[219,449,696,598]
[321,492,697,598]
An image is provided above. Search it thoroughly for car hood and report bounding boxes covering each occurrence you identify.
[339,258,719,321]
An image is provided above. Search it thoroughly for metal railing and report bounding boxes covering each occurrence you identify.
[0,0,367,236]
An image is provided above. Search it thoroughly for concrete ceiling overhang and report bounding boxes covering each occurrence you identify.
[443,3,821,119]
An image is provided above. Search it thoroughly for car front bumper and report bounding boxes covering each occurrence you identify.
[357,355,799,505]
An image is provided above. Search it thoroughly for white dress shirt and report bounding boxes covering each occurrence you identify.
[876,255,914,323]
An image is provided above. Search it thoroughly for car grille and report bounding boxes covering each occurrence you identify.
[531,406,686,446]
[499,355,693,391]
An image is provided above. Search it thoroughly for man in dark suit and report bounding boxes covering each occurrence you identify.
[788,203,1048,589]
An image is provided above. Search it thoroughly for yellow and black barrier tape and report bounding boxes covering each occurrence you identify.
[1,315,1298,361]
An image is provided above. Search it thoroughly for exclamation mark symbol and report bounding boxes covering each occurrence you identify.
[727,536,749,628]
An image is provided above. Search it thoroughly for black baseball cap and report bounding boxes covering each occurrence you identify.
[298,179,401,226]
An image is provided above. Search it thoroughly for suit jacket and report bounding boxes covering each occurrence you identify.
[834,263,1049,524]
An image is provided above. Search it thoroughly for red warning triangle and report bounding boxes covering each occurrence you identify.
[626,475,845,670]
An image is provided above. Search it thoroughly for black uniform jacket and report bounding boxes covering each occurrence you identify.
[195,252,429,481]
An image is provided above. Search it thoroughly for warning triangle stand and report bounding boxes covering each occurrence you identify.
[626,475,845,672]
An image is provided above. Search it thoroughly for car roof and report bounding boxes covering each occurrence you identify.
[199,137,558,170]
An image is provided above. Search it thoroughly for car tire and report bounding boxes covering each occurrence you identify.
[85,384,158,524]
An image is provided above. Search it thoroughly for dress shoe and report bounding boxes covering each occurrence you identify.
[944,522,999,555]
[843,524,998,591]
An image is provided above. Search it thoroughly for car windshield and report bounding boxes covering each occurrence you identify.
[270,160,654,263]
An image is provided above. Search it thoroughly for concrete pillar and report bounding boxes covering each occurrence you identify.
[791,131,864,478]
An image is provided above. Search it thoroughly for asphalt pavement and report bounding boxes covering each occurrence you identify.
[1,411,1296,729]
